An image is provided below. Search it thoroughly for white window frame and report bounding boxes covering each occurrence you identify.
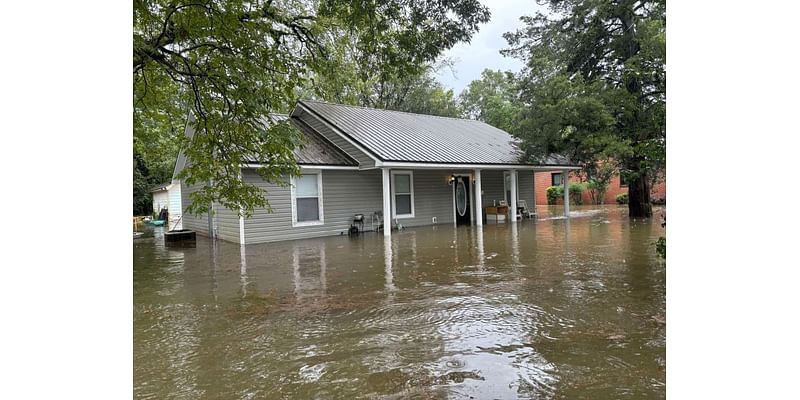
[290,170,324,227]
[390,170,415,219]
[503,171,520,205]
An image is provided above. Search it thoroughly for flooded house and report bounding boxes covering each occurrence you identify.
[177,100,580,244]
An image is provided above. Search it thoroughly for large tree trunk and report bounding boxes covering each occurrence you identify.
[628,173,652,218]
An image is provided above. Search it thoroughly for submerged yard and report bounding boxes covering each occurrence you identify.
[134,205,665,399]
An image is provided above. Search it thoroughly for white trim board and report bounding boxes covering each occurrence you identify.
[377,162,581,171]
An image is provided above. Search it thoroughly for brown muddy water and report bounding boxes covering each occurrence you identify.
[134,205,666,399]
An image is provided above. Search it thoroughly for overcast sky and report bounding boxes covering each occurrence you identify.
[435,0,547,95]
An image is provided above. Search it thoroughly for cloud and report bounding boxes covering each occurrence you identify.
[436,0,547,95]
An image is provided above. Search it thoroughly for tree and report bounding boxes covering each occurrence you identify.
[134,0,490,216]
[459,69,522,132]
[388,68,463,117]
[503,0,665,217]
[306,59,464,118]
[585,159,619,205]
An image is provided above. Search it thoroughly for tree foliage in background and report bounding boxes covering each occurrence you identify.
[585,159,619,205]
[311,1,488,112]
[459,69,522,132]
[133,0,489,216]
[503,0,666,217]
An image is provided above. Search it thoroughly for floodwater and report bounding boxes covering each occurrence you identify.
[134,205,666,399]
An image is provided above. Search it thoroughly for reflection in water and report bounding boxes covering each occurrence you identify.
[511,221,520,266]
[384,235,395,292]
[475,227,485,272]
[292,241,328,300]
[210,240,219,303]
[239,244,247,298]
[134,206,666,399]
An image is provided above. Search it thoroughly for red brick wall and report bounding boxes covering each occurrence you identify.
[533,171,666,205]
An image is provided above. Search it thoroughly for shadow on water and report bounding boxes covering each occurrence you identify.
[134,205,666,399]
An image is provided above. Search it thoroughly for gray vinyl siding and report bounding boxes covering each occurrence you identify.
[214,203,241,243]
[185,167,522,244]
[242,169,384,243]
[478,170,534,208]
[480,170,506,207]
[180,179,241,242]
[295,111,377,168]
[181,180,209,236]
[240,168,502,244]
[517,172,535,209]
[393,169,456,228]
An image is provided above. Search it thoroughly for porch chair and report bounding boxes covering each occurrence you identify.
[518,199,536,219]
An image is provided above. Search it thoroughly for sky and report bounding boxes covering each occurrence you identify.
[435,0,548,95]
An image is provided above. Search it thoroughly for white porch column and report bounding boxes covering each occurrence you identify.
[382,168,391,237]
[563,169,570,218]
[509,169,518,224]
[474,169,483,226]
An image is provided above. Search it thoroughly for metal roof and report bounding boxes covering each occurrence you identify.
[250,114,357,166]
[298,100,575,166]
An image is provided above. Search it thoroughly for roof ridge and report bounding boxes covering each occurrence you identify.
[300,99,484,123]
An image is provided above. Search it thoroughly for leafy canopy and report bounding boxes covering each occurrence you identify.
[133,0,489,216]
[502,0,665,217]
[459,69,522,132]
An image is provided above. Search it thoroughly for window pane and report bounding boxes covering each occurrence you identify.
[296,174,318,197]
[297,197,319,222]
[395,174,410,193]
[395,194,411,215]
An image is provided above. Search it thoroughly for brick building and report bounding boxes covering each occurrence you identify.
[533,171,666,205]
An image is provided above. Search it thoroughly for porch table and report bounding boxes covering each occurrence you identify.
[484,205,509,223]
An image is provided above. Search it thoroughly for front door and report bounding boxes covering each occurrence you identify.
[454,176,471,226]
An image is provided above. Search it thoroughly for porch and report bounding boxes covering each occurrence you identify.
[375,165,581,237]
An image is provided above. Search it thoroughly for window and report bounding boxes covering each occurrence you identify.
[552,173,563,186]
[291,172,324,226]
[620,174,629,187]
[391,171,414,218]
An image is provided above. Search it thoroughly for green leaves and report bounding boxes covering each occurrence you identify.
[500,0,665,217]
[460,69,522,132]
[134,0,489,216]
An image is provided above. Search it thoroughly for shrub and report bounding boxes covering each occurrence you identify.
[586,179,609,205]
[569,182,585,205]
[546,186,563,205]
[616,193,629,204]
[547,183,586,205]
[656,236,666,259]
